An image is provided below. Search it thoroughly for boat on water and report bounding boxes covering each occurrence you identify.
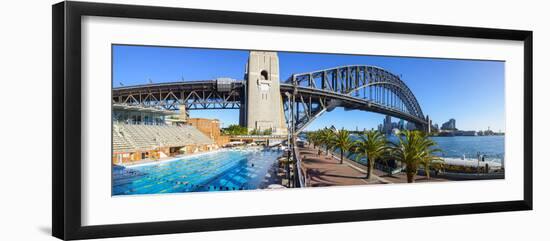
[442,157,502,169]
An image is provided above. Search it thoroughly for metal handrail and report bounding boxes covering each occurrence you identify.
[293,146,306,188]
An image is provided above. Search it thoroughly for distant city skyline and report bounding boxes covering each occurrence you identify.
[113,45,505,131]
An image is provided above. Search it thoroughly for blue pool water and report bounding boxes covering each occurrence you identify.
[112,149,283,195]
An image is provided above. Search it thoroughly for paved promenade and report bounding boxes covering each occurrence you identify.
[297,145,450,187]
[297,146,387,187]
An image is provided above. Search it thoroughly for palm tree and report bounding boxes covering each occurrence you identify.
[306,132,316,149]
[320,128,336,156]
[389,130,441,183]
[311,131,323,153]
[417,133,444,179]
[352,131,387,179]
[332,128,354,164]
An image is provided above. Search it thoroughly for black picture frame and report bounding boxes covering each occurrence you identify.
[52,1,533,240]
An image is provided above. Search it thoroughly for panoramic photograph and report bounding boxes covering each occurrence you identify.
[111,45,505,196]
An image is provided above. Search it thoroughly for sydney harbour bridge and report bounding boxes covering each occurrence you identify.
[112,51,430,136]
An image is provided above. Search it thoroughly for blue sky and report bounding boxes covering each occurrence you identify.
[113,45,505,132]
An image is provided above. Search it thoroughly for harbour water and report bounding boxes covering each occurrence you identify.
[429,136,504,162]
[333,134,505,165]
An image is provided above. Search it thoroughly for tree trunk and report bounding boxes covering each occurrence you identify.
[425,166,431,179]
[406,171,415,183]
[340,151,344,164]
[367,158,374,179]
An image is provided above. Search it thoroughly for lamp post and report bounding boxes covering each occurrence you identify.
[477,152,481,175]
[285,92,293,187]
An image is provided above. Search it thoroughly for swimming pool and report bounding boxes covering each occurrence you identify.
[112,149,283,195]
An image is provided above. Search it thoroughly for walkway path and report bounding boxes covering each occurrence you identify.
[298,145,450,186]
[297,146,388,187]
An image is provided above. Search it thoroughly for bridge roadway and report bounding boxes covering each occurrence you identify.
[112,79,428,129]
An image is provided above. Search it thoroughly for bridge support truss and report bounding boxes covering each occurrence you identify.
[281,65,428,134]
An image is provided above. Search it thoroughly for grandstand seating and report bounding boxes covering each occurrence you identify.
[112,123,213,153]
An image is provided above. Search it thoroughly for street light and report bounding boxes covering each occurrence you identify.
[284,92,294,187]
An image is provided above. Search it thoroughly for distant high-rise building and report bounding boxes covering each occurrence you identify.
[383,115,392,134]
[406,122,416,131]
[441,118,457,130]
[429,123,439,132]
[398,119,405,130]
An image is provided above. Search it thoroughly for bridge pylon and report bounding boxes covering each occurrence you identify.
[242,51,287,135]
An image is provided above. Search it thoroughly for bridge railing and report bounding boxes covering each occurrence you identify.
[293,145,306,188]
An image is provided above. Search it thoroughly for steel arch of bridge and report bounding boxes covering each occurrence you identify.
[282,65,427,133]
[111,66,427,133]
